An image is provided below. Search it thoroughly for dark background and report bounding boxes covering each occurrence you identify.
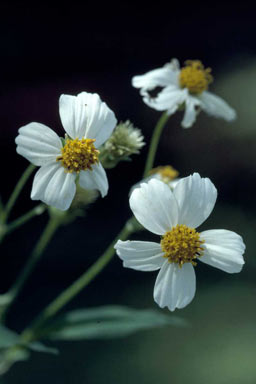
[1,2,256,383]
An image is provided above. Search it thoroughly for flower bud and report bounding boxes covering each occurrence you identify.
[100,120,145,169]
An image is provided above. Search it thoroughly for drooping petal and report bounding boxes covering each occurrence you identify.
[114,240,164,271]
[173,173,217,228]
[199,91,236,121]
[31,162,76,210]
[200,229,245,273]
[143,86,187,114]
[15,123,62,166]
[154,261,196,311]
[59,92,117,147]
[129,179,179,235]
[79,162,108,197]
[181,95,201,128]
[132,62,179,94]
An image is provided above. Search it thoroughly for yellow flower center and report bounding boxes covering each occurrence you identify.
[179,60,213,95]
[161,224,205,267]
[149,165,179,184]
[57,138,99,173]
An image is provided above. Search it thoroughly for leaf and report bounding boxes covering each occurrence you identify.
[28,342,59,355]
[0,347,30,375]
[0,325,58,356]
[0,325,19,349]
[45,306,188,341]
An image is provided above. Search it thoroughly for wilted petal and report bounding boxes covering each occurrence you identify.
[132,63,177,93]
[181,96,201,128]
[144,86,187,114]
[199,91,236,121]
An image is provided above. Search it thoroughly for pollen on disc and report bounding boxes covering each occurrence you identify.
[57,138,99,173]
[161,224,205,267]
[179,60,213,95]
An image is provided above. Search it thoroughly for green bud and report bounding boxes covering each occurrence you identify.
[99,120,145,169]
[48,185,99,225]
[70,185,99,211]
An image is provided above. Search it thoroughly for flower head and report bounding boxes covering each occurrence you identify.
[132,59,236,128]
[15,92,117,210]
[130,165,180,196]
[100,120,145,169]
[115,174,245,311]
[149,165,179,187]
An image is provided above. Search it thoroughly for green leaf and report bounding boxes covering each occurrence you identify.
[28,342,59,355]
[45,306,188,341]
[0,347,30,375]
[0,325,19,349]
[0,325,58,356]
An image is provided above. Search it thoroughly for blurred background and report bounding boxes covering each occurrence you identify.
[0,1,256,383]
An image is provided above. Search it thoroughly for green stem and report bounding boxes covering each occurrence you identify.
[6,205,46,236]
[143,112,170,178]
[0,215,61,322]
[0,205,46,246]
[3,164,35,222]
[20,217,138,341]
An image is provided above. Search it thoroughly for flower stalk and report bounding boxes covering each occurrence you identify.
[18,216,140,342]
[143,112,170,177]
[0,214,61,322]
[2,164,35,223]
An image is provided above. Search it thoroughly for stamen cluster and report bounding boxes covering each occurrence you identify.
[161,224,205,267]
[179,60,213,95]
[57,138,99,173]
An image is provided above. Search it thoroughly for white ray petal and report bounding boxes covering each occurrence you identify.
[200,229,245,273]
[132,62,178,92]
[59,92,117,147]
[15,123,62,166]
[173,173,217,228]
[115,240,164,271]
[181,96,201,128]
[143,86,187,114]
[154,261,196,311]
[31,162,76,210]
[129,179,179,235]
[79,162,108,197]
[199,91,236,121]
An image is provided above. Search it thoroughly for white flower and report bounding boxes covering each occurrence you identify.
[130,165,180,195]
[115,174,245,311]
[15,92,117,210]
[132,59,236,128]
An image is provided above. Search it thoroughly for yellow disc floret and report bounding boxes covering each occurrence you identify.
[161,224,205,267]
[57,138,99,173]
[149,165,179,184]
[179,60,213,95]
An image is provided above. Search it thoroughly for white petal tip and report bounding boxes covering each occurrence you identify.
[226,109,237,122]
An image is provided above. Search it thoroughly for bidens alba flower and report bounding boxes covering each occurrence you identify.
[130,165,180,196]
[132,59,236,128]
[15,92,117,210]
[115,174,245,311]
[148,165,180,189]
